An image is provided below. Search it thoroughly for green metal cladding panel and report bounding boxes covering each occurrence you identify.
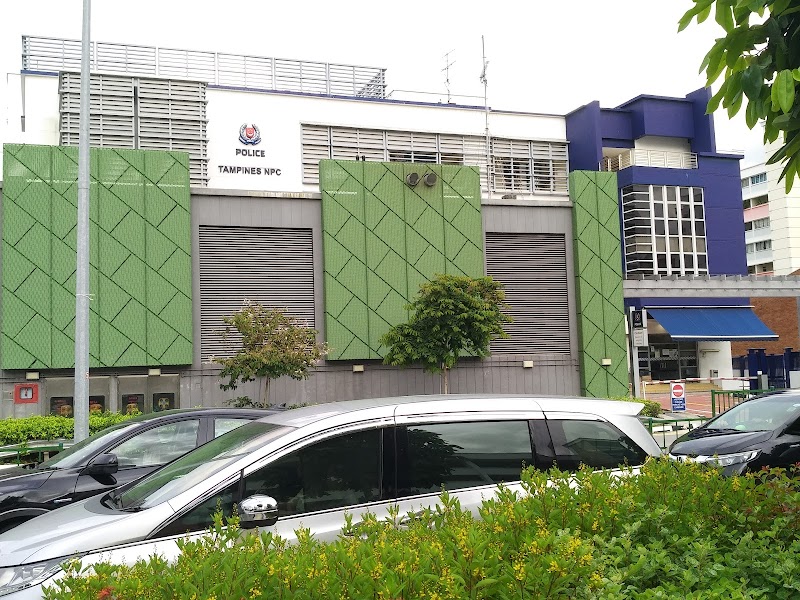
[570,171,628,398]
[320,160,483,360]
[2,144,193,369]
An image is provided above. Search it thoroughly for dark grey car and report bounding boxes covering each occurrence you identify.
[0,408,271,533]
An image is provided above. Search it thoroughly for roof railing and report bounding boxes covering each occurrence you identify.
[22,35,387,99]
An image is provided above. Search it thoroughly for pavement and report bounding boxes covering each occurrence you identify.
[644,391,716,417]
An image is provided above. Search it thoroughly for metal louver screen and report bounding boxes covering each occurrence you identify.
[199,226,315,362]
[59,72,209,186]
[486,232,570,354]
[300,125,567,195]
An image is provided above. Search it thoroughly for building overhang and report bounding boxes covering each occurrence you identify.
[623,274,800,298]
[645,306,777,341]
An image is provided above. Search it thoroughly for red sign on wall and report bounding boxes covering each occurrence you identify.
[14,383,38,404]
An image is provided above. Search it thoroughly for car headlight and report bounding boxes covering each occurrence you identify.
[0,558,64,596]
[668,449,761,467]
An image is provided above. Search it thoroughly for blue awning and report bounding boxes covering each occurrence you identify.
[646,307,777,341]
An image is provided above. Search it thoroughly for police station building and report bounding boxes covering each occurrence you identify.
[0,35,770,416]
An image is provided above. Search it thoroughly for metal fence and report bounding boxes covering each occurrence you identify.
[23,35,387,98]
[641,416,709,450]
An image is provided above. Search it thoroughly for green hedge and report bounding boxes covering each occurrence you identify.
[0,412,136,446]
[609,395,662,417]
[45,459,800,600]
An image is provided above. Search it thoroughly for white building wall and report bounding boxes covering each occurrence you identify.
[765,140,800,275]
[1,73,569,198]
[697,341,739,390]
[633,136,691,153]
[1,74,61,167]
[205,87,566,193]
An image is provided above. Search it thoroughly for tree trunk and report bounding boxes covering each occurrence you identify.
[441,365,449,394]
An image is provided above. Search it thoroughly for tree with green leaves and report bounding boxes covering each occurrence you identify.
[214,301,328,405]
[680,0,800,190]
[380,274,511,394]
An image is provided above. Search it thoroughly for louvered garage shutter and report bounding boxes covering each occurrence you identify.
[199,226,315,362]
[486,232,570,354]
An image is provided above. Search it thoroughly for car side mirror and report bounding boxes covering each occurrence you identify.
[238,495,278,529]
[83,453,119,476]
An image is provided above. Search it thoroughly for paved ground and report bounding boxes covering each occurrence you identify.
[644,391,715,417]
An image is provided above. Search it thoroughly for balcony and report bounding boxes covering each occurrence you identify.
[601,149,698,172]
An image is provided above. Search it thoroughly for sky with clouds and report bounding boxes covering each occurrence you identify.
[1,0,767,165]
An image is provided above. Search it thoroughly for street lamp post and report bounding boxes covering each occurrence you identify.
[74,0,92,442]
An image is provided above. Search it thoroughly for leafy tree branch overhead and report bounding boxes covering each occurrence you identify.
[680,0,800,191]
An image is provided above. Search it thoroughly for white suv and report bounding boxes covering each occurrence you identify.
[0,394,661,599]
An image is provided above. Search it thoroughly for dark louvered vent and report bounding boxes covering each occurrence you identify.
[199,226,314,362]
[486,232,570,354]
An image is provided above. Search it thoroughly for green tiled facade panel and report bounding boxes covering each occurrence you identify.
[570,171,628,398]
[320,160,483,360]
[2,144,193,369]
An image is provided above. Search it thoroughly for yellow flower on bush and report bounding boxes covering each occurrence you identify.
[512,560,526,581]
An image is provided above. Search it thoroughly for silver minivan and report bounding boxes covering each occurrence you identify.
[0,395,661,599]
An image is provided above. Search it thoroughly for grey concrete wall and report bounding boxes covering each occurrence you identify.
[179,353,580,407]
[187,190,581,406]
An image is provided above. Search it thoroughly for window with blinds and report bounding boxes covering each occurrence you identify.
[198,226,315,362]
[301,124,568,195]
[485,232,571,354]
[59,72,209,186]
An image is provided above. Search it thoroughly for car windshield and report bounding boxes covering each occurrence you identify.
[37,421,143,470]
[117,421,292,510]
[705,395,800,432]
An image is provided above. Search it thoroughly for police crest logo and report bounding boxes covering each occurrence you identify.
[239,123,261,145]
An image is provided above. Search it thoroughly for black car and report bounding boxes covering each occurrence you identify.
[669,390,800,476]
[0,407,272,532]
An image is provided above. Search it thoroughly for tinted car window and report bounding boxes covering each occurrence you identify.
[401,421,533,496]
[244,428,382,515]
[547,419,648,470]
[159,428,382,536]
[214,418,252,438]
[113,420,200,467]
[119,422,292,510]
[37,422,143,469]
[707,395,800,432]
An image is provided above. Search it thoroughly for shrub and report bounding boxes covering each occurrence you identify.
[609,395,662,417]
[0,412,137,446]
[44,459,800,600]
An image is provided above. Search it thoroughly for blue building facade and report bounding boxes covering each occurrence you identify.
[567,89,774,384]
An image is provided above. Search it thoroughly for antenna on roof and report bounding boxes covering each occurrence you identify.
[480,35,490,192]
[442,49,456,104]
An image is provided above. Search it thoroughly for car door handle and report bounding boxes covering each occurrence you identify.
[53,498,72,503]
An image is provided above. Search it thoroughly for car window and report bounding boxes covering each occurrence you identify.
[546,419,648,471]
[784,416,800,436]
[113,420,200,468]
[399,421,534,496]
[214,418,252,438]
[708,396,800,432]
[158,428,383,537]
[119,422,292,510]
[37,421,143,469]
